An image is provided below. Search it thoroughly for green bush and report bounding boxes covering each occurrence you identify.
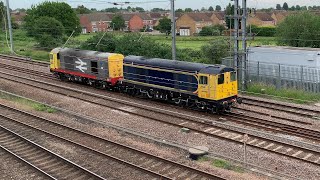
[276,12,320,47]
[248,25,276,37]
[199,25,226,36]
[200,39,230,64]
[81,33,209,62]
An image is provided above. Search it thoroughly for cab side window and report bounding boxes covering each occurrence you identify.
[218,74,224,84]
[230,72,237,82]
[199,76,208,85]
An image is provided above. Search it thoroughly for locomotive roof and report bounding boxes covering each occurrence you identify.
[124,56,235,75]
[56,48,116,59]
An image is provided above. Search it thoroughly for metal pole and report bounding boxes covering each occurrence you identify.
[242,0,247,91]
[5,0,13,53]
[234,0,239,87]
[171,0,176,60]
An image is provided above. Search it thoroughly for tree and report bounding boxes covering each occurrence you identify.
[289,6,296,11]
[283,2,289,11]
[151,8,166,12]
[185,8,193,12]
[208,6,214,11]
[201,39,230,64]
[157,17,171,35]
[276,12,320,48]
[135,7,145,12]
[24,2,81,36]
[75,5,91,14]
[81,33,117,52]
[0,2,4,29]
[295,5,301,11]
[200,7,207,11]
[111,14,125,31]
[33,17,64,49]
[276,4,281,10]
[301,6,307,11]
[215,5,222,11]
[175,8,184,13]
[225,3,235,29]
[102,7,119,13]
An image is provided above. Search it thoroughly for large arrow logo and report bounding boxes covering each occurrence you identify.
[75,58,87,73]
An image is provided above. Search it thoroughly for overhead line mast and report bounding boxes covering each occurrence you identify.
[170,0,176,60]
[5,0,13,53]
[232,0,248,91]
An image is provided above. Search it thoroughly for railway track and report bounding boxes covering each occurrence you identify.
[2,54,319,122]
[241,96,320,119]
[0,67,319,142]
[0,126,105,180]
[227,112,320,142]
[0,102,224,180]
[0,54,49,67]
[233,106,312,125]
[1,70,320,167]
[0,62,53,79]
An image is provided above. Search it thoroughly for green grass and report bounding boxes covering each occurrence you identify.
[246,83,320,104]
[0,92,57,113]
[197,156,244,173]
[212,159,244,173]
[148,35,276,50]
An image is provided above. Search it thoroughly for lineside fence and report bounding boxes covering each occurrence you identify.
[222,57,320,93]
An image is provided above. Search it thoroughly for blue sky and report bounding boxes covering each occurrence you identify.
[5,0,320,10]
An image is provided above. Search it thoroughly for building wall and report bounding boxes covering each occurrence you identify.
[176,15,196,35]
[129,15,144,32]
[210,15,225,25]
[80,16,92,33]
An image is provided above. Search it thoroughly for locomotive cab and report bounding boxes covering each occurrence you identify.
[49,48,61,71]
[197,66,238,103]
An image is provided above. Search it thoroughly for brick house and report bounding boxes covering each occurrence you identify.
[209,12,226,25]
[148,12,163,27]
[79,13,112,33]
[271,11,289,25]
[176,13,213,36]
[248,12,275,27]
[137,13,153,29]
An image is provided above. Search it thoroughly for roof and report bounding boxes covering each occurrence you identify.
[185,13,212,22]
[249,46,320,52]
[120,13,135,21]
[213,12,225,20]
[149,12,162,19]
[124,56,234,75]
[254,12,274,21]
[136,13,152,20]
[79,13,113,22]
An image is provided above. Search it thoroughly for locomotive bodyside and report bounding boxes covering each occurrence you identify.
[123,56,239,112]
[50,48,124,86]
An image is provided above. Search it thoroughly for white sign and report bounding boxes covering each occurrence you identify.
[75,58,87,73]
